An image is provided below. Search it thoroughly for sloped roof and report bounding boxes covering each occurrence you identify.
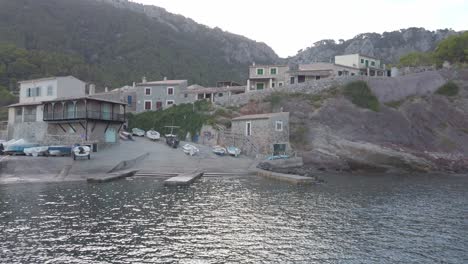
[136,80,187,86]
[18,76,85,84]
[232,112,288,121]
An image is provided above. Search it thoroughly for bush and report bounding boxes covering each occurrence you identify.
[127,102,210,140]
[436,81,459,96]
[343,81,380,111]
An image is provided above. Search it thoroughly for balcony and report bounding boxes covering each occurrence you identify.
[43,111,125,122]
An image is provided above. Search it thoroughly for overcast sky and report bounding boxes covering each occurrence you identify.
[131,0,467,57]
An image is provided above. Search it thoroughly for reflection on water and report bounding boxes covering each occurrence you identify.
[0,174,467,263]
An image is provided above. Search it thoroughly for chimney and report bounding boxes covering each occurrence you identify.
[89,84,96,95]
[163,76,167,81]
[142,76,147,83]
[105,87,109,93]
[252,62,256,66]
[133,82,136,88]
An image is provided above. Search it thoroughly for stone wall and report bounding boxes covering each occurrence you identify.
[216,76,363,107]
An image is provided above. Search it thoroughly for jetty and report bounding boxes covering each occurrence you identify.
[164,171,203,186]
[87,170,139,183]
[256,169,315,185]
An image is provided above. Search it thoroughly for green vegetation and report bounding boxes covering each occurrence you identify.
[398,32,468,67]
[434,32,468,65]
[384,100,404,109]
[343,81,380,111]
[398,52,435,67]
[127,101,213,140]
[290,124,308,147]
[0,0,276,89]
[436,81,459,96]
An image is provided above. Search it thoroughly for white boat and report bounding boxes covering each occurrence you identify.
[132,128,145,137]
[227,146,241,157]
[72,145,91,160]
[24,146,49,157]
[182,144,199,156]
[212,145,227,156]
[146,130,161,140]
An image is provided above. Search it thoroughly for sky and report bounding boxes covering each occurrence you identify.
[131,0,468,57]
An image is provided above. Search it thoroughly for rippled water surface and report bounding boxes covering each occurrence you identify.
[0,174,467,263]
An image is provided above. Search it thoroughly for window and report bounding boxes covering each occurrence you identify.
[270,68,277,75]
[278,82,284,87]
[256,83,264,90]
[371,61,375,66]
[218,93,223,97]
[167,87,174,95]
[246,121,252,136]
[127,95,133,106]
[27,88,32,97]
[36,87,41,96]
[47,85,53,96]
[338,71,343,76]
[166,100,175,106]
[145,88,151,95]
[156,101,163,110]
[275,121,283,131]
[184,93,188,98]
[316,76,321,80]
[256,68,264,75]
[271,82,276,88]
[361,59,364,63]
[290,77,295,84]
[144,100,152,110]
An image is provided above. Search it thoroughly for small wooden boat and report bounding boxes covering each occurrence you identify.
[227,146,241,157]
[72,145,91,160]
[212,146,227,156]
[146,130,161,141]
[132,128,145,137]
[182,144,199,156]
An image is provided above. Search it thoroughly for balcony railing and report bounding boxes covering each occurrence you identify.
[43,111,125,122]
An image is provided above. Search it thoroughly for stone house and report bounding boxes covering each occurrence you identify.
[135,78,189,112]
[92,85,137,113]
[288,63,361,84]
[335,54,387,76]
[183,85,245,103]
[230,112,290,156]
[247,64,289,92]
[7,76,126,147]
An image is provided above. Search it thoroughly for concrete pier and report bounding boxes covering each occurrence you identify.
[256,169,315,185]
[87,170,139,183]
[164,171,203,186]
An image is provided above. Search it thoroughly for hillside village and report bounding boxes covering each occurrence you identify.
[2,42,468,178]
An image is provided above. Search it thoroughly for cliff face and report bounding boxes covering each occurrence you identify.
[93,0,279,65]
[257,69,468,173]
[289,28,457,64]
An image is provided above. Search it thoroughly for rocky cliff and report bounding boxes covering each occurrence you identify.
[290,28,457,64]
[249,69,468,174]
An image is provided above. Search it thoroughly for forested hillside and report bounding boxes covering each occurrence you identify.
[0,0,279,90]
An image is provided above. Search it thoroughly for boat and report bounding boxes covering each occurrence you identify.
[227,146,241,157]
[212,145,227,156]
[132,128,145,137]
[120,131,134,141]
[165,135,180,148]
[47,146,72,156]
[24,146,49,157]
[4,140,39,155]
[182,144,199,156]
[146,130,160,141]
[72,145,91,160]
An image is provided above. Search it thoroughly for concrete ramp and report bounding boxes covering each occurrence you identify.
[164,171,203,186]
